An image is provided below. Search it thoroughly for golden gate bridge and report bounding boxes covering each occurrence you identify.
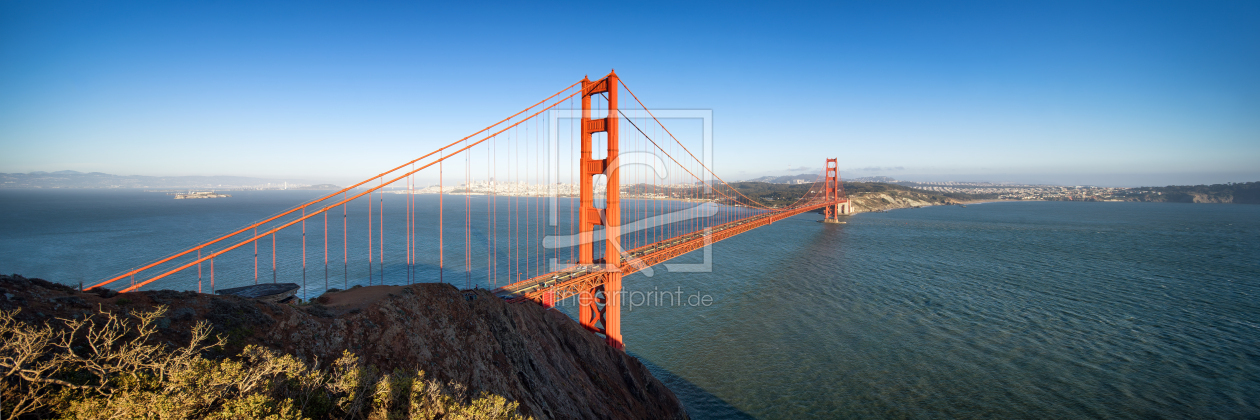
[87,71,852,350]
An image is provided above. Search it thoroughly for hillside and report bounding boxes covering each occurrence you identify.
[833,182,966,213]
[846,189,960,213]
[1123,181,1260,204]
[741,173,819,184]
[0,275,689,420]
[743,174,900,184]
[729,181,982,210]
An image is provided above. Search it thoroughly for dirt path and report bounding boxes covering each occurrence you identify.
[315,285,408,312]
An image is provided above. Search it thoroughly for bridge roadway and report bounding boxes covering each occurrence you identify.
[493,198,847,304]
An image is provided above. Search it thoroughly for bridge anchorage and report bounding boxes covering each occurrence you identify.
[86,69,851,353]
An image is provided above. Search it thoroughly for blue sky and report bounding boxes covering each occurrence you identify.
[2,0,1257,186]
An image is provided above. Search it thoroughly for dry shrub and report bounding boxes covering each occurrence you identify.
[0,307,529,420]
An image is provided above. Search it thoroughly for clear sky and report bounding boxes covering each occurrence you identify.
[2,0,1257,187]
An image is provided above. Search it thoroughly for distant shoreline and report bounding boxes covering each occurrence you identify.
[956,199,1042,204]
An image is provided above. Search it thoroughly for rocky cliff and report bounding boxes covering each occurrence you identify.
[0,274,689,420]
[847,190,960,213]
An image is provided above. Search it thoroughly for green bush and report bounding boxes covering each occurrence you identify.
[0,307,530,420]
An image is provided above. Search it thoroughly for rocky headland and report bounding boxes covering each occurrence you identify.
[845,190,961,213]
[0,274,689,420]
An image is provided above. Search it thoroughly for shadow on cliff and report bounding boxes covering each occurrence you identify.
[629,353,757,420]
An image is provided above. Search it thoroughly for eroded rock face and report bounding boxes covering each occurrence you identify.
[0,275,689,420]
[849,191,958,213]
[1188,193,1232,203]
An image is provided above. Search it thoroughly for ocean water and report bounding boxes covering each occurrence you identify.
[1,190,1258,418]
[0,189,762,295]
[615,200,1260,419]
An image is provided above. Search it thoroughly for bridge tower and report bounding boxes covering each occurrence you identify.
[576,71,624,350]
[823,158,848,222]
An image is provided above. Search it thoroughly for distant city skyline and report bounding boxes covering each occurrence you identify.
[2,1,1257,187]
[5,168,1255,190]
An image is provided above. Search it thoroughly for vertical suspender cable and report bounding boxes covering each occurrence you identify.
[654,118,660,246]
[466,133,472,289]
[570,96,575,265]
[536,115,542,278]
[439,151,444,284]
[405,175,409,283]
[508,127,512,283]
[515,125,520,283]
[414,174,417,283]
[488,135,493,286]
[379,194,384,283]
[253,227,258,284]
[406,172,411,284]
[525,117,531,280]
[492,134,497,286]
[411,170,416,283]
[302,207,307,300]
[415,177,419,283]
[343,198,348,289]
[554,116,560,270]
[324,210,328,293]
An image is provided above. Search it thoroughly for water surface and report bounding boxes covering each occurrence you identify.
[1,191,1257,418]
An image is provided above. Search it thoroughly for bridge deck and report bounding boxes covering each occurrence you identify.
[493,199,847,303]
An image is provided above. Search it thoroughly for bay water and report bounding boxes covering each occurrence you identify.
[1,189,1257,418]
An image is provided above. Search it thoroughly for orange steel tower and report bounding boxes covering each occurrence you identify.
[823,158,844,223]
[575,71,624,350]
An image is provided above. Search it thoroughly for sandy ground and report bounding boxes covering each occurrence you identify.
[316,285,409,311]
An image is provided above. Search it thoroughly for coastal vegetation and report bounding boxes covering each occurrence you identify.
[0,275,689,420]
[725,182,818,207]
[725,181,996,207]
[840,182,999,202]
[0,306,529,420]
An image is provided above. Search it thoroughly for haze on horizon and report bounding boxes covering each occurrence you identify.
[1,1,1257,188]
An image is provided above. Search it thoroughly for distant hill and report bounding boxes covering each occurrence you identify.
[743,173,900,184]
[0,171,310,189]
[849,176,900,183]
[725,181,998,207]
[296,183,342,190]
[1129,181,1260,204]
[743,173,821,184]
